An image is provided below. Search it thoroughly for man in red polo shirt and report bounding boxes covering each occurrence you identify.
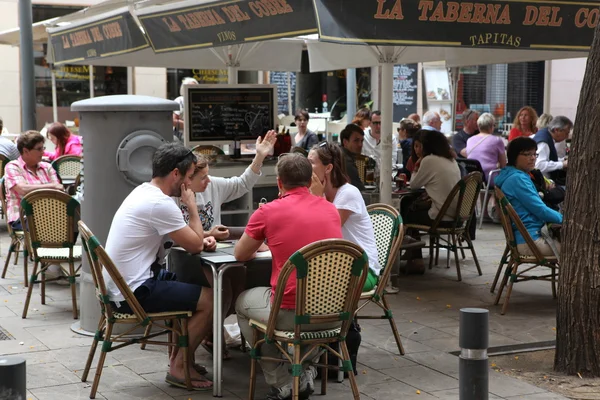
[234,153,342,400]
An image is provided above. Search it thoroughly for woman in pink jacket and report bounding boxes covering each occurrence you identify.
[44,122,82,161]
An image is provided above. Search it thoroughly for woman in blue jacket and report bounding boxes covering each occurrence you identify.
[495,137,562,256]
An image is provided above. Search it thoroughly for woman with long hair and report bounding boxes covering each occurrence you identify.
[308,141,380,291]
[398,118,422,166]
[407,130,461,225]
[351,107,372,130]
[44,122,82,161]
[508,106,538,141]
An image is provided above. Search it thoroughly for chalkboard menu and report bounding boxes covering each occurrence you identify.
[393,64,418,122]
[269,71,296,115]
[185,85,276,143]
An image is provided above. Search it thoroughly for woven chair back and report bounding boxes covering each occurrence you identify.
[267,239,367,339]
[20,189,79,248]
[367,203,403,268]
[494,187,547,262]
[354,155,369,183]
[52,155,82,180]
[78,221,148,323]
[433,172,482,229]
[366,203,403,290]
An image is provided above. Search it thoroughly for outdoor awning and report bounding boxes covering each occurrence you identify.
[46,6,149,65]
[312,0,598,52]
[0,18,57,46]
[134,0,317,53]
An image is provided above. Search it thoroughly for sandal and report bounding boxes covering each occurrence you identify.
[165,373,212,391]
[201,340,231,360]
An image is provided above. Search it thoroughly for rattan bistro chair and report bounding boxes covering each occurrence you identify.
[353,154,370,184]
[247,239,368,400]
[0,179,28,286]
[355,203,405,355]
[20,189,82,319]
[405,172,483,281]
[51,155,82,181]
[78,221,194,399]
[492,187,559,315]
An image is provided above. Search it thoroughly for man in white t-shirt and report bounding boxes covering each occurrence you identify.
[105,143,213,390]
[362,110,399,167]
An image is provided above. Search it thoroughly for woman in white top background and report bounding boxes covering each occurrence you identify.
[308,142,380,292]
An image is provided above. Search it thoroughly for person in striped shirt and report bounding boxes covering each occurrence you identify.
[4,131,63,230]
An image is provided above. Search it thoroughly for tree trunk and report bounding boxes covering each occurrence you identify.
[554,22,600,376]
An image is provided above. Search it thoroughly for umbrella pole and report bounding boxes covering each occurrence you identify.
[450,67,459,132]
[380,62,393,205]
[228,66,238,84]
[51,65,58,122]
[89,65,94,98]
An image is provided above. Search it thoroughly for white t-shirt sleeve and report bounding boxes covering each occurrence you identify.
[333,184,363,215]
[151,197,187,236]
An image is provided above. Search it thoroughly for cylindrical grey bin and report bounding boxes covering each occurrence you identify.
[71,95,179,332]
[459,308,489,400]
[0,356,26,400]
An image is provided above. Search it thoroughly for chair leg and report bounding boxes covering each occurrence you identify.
[23,246,28,288]
[22,261,39,319]
[248,329,258,400]
[140,325,152,350]
[1,242,14,279]
[90,322,113,399]
[340,341,360,400]
[320,349,328,395]
[495,260,514,306]
[13,240,20,265]
[382,296,405,355]
[458,237,466,259]
[500,265,518,315]
[428,235,435,269]
[464,235,482,276]
[82,315,105,382]
[40,265,46,305]
[436,236,441,266]
[292,344,301,400]
[551,267,557,299]
[69,261,78,319]
[478,187,492,229]
[240,332,247,353]
[491,246,509,293]
[451,234,462,281]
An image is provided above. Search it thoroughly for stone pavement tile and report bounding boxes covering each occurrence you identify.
[6,298,77,318]
[116,350,172,375]
[430,388,504,399]
[357,343,417,370]
[504,392,568,399]
[0,304,16,317]
[400,312,460,329]
[379,365,459,392]
[25,323,93,350]
[172,391,241,400]
[436,326,522,348]
[400,323,455,342]
[16,349,58,365]
[75,365,154,392]
[414,336,461,353]
[0,325,49,355]
[405,351,460,379]
[101,385,175,400]
[361,324,435,354]
[26,361,81,389]
[48,346,120,372]
[30,382,106,400]
[359,381,437,399]
[350,364,398,386]
[488,371,548,397]
[27,390,39,400]
[141,370,206,397]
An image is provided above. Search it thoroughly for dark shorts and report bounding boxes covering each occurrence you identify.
[111,278,201,314]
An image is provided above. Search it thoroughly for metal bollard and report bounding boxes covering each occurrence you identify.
[0,356,26,400]
[459,308,489,400]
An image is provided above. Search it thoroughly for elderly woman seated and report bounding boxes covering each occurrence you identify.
[495,137,562,257]
[462,112,507,183]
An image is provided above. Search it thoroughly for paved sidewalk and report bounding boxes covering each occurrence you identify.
[0,222,566,399]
